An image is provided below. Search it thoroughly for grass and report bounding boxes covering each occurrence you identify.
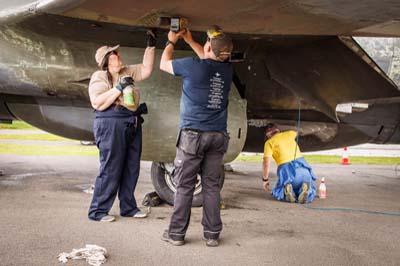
[234,154,400,165]
[0,121,96,156]
[0,143,98,156]
[1,121,399,164]
[0,142,399,164]
[305,155,400,165]
[0,134,73,142]
[0,121,35,130]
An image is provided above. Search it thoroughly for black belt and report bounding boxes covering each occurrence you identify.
[182,128,205,133]
[182,128,225,134]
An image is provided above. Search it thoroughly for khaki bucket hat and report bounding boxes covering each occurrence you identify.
[95,45,120,67]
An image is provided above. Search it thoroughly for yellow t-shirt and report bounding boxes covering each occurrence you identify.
[263,131,302,166]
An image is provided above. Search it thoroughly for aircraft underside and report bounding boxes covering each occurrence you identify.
[1,2,400,205]
[0,13,399,155]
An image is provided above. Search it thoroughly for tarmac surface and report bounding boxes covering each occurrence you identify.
[0,155,399,266]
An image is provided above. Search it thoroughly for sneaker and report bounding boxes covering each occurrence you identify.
[202,236,219,247]
[132,211,148,218]
[161,230,185,246]
[99,215,115,222]
[284,183,296,203]
[298,182,310,204]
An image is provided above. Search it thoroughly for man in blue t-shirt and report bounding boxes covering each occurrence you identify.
[160,26,233,247]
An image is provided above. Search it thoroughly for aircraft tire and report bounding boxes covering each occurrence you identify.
[151,162,225,207]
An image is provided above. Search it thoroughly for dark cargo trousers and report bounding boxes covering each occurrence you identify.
[168,129,228,241]
[88,115,142,221]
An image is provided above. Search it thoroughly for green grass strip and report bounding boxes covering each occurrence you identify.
[0,140,399,164]
[0,143,98,156]
[0,134,74,142]
[305,155,400,164]
[0,121,35,130]
[234,154,400,165]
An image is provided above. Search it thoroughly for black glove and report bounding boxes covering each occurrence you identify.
[147,30,156,47]
[116,77,134,92]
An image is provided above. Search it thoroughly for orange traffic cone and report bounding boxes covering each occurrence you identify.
[340,147,351,165]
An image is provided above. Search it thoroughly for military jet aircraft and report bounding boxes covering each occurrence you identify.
[1,0,399,205]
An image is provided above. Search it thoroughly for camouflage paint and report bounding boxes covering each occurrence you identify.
[0,25,247,163]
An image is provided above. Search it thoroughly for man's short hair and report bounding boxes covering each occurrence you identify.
[265,123,277,131]
[210,33,233,61]
[265,123,279,138]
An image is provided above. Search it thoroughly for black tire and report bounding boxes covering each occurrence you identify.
[151,162,225,207]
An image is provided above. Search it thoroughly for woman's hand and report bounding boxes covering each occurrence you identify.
[120,86,140,111]
[116,77,134,92]
[147,30,156,47]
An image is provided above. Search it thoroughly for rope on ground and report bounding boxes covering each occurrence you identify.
[58,244,107,266]
[303,205,400,217]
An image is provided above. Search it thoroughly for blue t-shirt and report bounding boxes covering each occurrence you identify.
[172,58,233,132]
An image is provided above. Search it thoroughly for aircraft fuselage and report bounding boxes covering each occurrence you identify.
[0,24,247,162]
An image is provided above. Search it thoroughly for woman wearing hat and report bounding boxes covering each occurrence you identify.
[262,123,317,204]
[87,32,156,222]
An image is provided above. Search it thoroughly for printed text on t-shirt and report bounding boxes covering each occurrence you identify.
[207,72,224,109]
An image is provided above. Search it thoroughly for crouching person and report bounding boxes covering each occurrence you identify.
[262,123,317,203]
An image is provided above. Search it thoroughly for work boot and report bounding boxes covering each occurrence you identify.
[202,236,219,247]
[298,182,310,204]
[132,210,148,218]
[161,230,185,246]
[284,183,296,203]
[99,215,115,222]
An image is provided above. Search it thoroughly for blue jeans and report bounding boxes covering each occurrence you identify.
[272,157,317,203]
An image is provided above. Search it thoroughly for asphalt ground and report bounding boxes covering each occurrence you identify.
[0,156,399,266]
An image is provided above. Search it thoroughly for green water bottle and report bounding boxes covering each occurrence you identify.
[123,85,135,106]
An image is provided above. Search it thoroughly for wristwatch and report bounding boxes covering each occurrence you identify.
[262,177,269,182]
[165,40,175,47]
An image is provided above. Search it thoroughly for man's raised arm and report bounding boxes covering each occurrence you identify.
[182,29,204,59]
[160,30,184,75]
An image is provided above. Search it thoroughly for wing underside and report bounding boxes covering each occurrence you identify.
[1,0,400,36]
[0,0,399,151]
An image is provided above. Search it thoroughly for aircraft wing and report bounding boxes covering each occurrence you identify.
[0,0,399,154]
[0,0,84,24]
[1,0,400,36]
